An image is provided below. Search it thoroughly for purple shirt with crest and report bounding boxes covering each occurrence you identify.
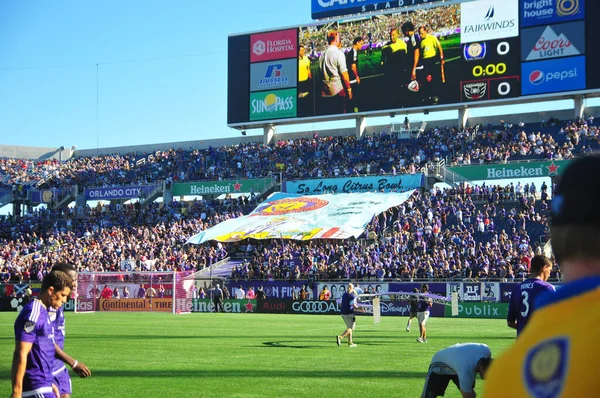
[14,299,55,392]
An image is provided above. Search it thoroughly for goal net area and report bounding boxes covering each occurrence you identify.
[75,271,195,314]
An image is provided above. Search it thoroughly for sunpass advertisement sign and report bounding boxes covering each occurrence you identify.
[249,88,297,121]
[310,0,445,20]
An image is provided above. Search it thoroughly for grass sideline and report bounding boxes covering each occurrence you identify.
[0,312,515,397]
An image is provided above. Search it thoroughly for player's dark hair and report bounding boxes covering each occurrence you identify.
[41,270,74,293]
[530,255,552,275]
[478,357,493,371]
[51,262,76,274]
[401,21,415,34]
[353,36,363,45]
[327,31,339,45]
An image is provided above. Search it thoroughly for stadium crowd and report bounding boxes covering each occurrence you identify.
[230,183,555,282]
[2,118,597,285]
[1,179,555,285]
[1,119,597,192]
[0,196,256,283]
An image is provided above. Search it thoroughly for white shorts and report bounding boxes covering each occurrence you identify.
[417,311,430,325]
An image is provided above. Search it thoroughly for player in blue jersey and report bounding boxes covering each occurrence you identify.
[507,254,555,336]
[11,271,73,398]
[336,283,361,348]
[50,263,91,398]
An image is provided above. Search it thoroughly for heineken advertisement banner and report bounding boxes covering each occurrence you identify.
[172,179,270,196]
[186,191,415,243]
[84,185,159,200]
[283,174,424,195]
[448,160,570,181]
[445,302,509,319]
[191,299,257,313]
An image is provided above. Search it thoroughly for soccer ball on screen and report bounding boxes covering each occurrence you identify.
[408,80,420,92]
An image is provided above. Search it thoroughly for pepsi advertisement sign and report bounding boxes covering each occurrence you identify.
[521,0,585,28]
[522,55,586,95]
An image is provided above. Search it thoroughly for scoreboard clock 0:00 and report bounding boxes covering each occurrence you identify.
[460,37,521,103]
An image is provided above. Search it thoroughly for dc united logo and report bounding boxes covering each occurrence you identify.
[529,70,545,85]
[524,337,569,398]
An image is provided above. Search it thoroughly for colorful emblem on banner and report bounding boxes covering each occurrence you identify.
[253,197,329,216]
[524,337,569,398]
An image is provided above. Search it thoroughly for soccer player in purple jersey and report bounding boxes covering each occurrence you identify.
[11,271,73,398]
[50,263,91,398]
[507,254,556,336]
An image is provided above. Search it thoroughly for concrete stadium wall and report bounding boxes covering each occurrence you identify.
[0,145,72,161]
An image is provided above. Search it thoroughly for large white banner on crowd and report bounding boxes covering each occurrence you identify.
[187,191,415,243]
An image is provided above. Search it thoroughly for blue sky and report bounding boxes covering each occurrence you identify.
[0,0,592,150]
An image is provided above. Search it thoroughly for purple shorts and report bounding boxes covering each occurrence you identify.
[53,366,72,395]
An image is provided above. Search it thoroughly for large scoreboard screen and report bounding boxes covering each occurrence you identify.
[228,0,594,127]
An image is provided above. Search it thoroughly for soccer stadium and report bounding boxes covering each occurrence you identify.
[2,0,600,397]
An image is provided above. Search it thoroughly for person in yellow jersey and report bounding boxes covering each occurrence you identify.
[298,44,312,116]
[380,27,409,103]
[418,25,444,105]
[298,45,312,98]
[484,155,600,397]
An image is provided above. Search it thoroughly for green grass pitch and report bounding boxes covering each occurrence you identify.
[0,313,515,397]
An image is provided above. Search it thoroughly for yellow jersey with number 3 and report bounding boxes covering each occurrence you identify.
[484,277,600,397]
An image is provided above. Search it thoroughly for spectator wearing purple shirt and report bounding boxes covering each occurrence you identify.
[137,284,146,299]
[507,255,555,336]
[11,271,73,398]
